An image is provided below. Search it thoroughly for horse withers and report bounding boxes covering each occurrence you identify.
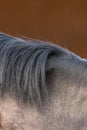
[0,33,87,130]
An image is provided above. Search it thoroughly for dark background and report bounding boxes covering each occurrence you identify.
[0,0,87,57]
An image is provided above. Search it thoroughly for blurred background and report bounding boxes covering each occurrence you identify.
[0,0,87,57]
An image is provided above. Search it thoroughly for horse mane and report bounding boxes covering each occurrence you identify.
[0,33,69,108]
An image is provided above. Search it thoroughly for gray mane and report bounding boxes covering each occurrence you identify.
[0,33,68,107]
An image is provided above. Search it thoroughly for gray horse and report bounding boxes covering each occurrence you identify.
[0,33,87,130]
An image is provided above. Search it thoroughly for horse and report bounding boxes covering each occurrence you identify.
[0,32,87,130]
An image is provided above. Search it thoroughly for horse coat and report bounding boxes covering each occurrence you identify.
[0,33,86,130]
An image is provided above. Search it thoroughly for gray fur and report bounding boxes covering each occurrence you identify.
[0,32,69,108]
[1,33,87,130]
